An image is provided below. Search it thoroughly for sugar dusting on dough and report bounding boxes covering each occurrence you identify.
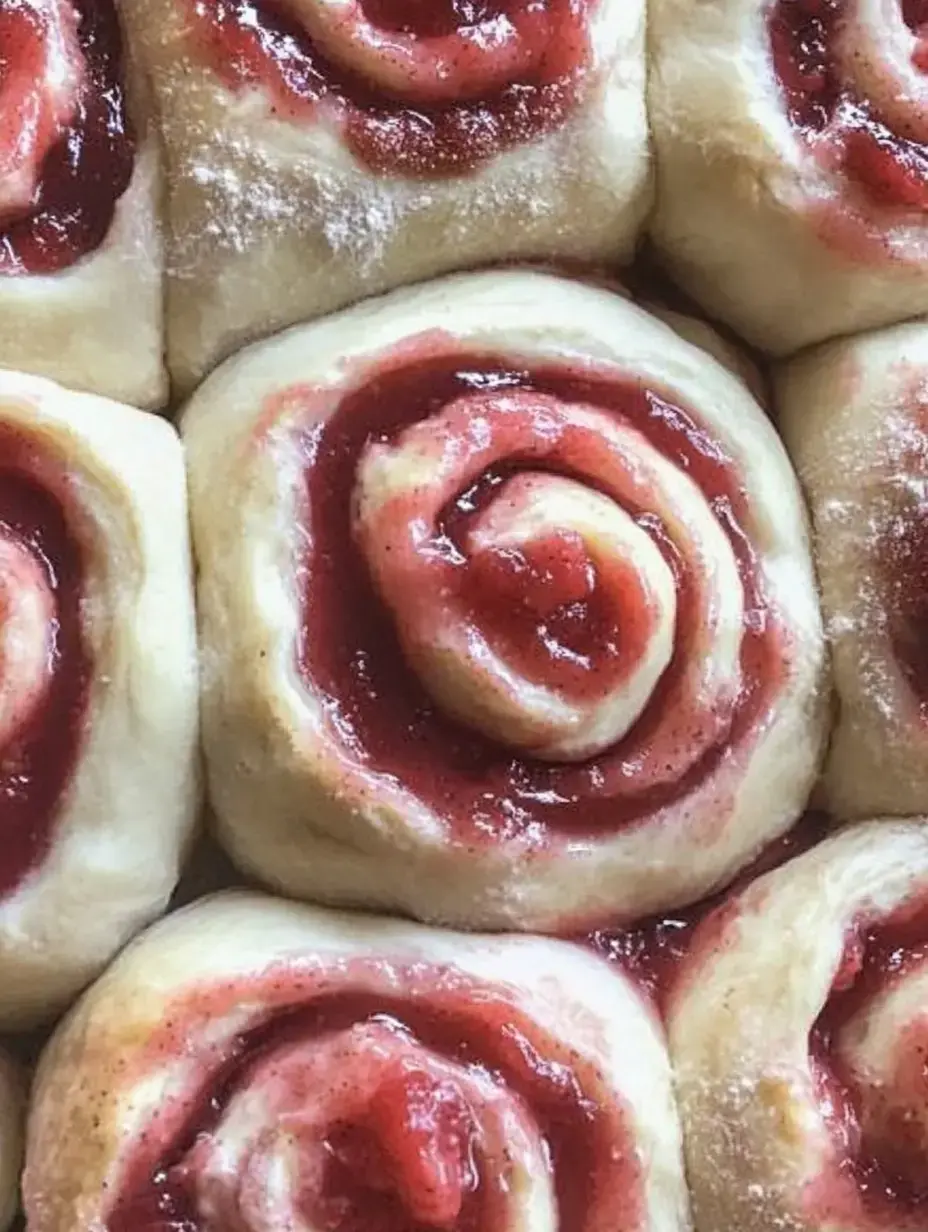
[811,384,928,725]
[817,491,898,722]
[677,1067,807,1232]
[165,103,573,285]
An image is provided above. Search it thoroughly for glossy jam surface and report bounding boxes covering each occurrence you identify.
[107,968,639,1232]
[808,900,928,1219]
[288,350,783,845]
[443,478,659,705]
[0,426,90,895]
[0,0,134,275]
[769,0,928,212]
[188,0,591,175]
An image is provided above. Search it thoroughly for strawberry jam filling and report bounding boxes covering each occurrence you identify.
[107,968,641,1232]
[0,425,90,896]
[0,0,135,276]
[188,0,591,175]
[770,0,928,212]
[807,899,928,1220]
[281,348,785,845]
[458,530,657,704]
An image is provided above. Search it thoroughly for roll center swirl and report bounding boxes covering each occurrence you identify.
[354,390,701,761]
[0,534,54,750]
[771,0,928,210]
[837,965,928,1192]
[836,0,928,144]
[187,0,590,174]
[0,0,135,275]
[103,953,644,1232]
[179,1017,547,1230]
[0,0,82,223]
[294,0,553,103]
[809,895,928,1215]
[0,433,90,898]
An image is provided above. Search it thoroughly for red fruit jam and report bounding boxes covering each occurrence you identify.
[0,0,135,275]
[187,0,592,175]
[0,424,90,896]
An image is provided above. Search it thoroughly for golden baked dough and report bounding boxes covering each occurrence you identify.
[24,891,691,1232]
[184,269,827,932]
[0,0,165,407]
[128,0,650,394]
[670,820,928,1232]
[650,0,928,356]
[0,370,199,1027]
[779,321,928,819]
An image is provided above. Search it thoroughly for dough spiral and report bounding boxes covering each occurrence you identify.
[184,270,827,931]
[779,320,928,819]
[126,0,650,393]
[650,0,928,356]
[23,891,692,1232]
[0,370,199,1027]
[670,820,928,1232]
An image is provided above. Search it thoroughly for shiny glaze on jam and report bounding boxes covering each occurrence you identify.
[0,426,90,896]
[0,0,135,275]
[188,0,590,176]
[770,0,928,212]
[809,899,928,1220]
[443,480,663,705]
[290,351,783,845]
[107,972,640,1232]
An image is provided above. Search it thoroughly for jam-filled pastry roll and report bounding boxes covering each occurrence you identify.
[649,0,928,357]
[183,269,827,932]
[0,371,199,1028]
[670,820,928,1232]
[0,1055,23,1232]
[0,0,165,407]
[129,0,650,395]
[779,321,928,820]
[23,891,692,1232]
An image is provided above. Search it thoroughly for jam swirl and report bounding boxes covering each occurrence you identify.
[0,0,135,276]
[670,824,928,1232]
[770,0,928,216]
[0,423,90,896]
[105,955,646,1232]
[187,0,593,175]
[808,901,928,1219]
[286,347,784,843]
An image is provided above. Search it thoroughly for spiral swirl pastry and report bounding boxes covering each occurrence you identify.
[650,0,928,357]
[0,1054,23,1232]
[193,0,607,176]
[0,370,199,1028]
[183,270,826,932]
[128,0,649,394]
[0,0,165,406]
[23,891,692,1232]
[668,820,928,1232]
[778,320,928,820]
